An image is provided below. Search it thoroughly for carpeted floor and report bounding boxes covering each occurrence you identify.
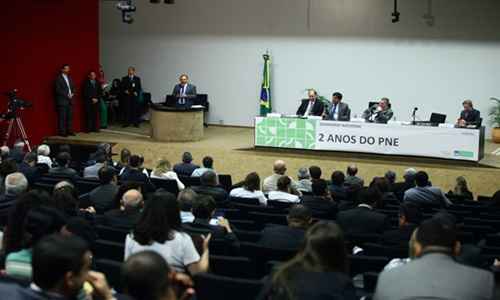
[46,123,500,197]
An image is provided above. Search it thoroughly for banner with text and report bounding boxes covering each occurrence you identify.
[255,117,481,161]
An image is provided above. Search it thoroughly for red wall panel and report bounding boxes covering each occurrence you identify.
[0,0,99,145]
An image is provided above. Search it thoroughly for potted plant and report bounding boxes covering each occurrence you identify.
[490,97,500,143]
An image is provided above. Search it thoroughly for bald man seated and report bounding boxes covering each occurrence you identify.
[102,189,144,230]
[262,160,301,195]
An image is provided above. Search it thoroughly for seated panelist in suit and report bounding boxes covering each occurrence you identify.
[296,89,324,117]
[325,92,351,121]
[172,74,197,107]
[457,99,481,127]
[363,97,394,124]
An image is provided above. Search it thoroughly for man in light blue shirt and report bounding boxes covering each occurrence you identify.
[191,156,216,177]
[404,171,451,208]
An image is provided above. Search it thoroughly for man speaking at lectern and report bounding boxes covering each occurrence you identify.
[172,74,197,107]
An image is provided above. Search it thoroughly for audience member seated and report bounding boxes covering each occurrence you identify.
[186,195,239,249]
[61,216,97,247]
[263,160,299,193]
[17,152,40,186]
[36,144,53,168]
[258,204,312,250]
[374,217,495,300]
[191,156,216,177]
[336,187,388,234]
[178,188,198,223]
[49,151,79,178]
[29,234,113,300]
[151,158,185,190]
[448,176,474,201]
[0,159,17,195]
[384,170,397,190]
[122,251,195,300]
[115,147,131,171]
[370,176,398,205]
[329,170,348,201]
[392,168,417,198]
[381,202,422,247]
[89,167,119,214]
[9,141,26,164]
[192,171,228,207]
[125,192,210,275]
[258,222,357,300]
[301,179,337,219]
[229,172,267,205]
[404,171,451,208]
[0,172,28,219]
[83,153,106,179]
[5,207,65,280]
[120,154,155,193]
[173,152,199,177]
[119,154,149,177]
[296,167,312,193]
[309,165,322,183]
[344,164,364,190]
[0,145,10,162]
[268,176,301,203]
[53,183,96,218]
[103,189,143,229]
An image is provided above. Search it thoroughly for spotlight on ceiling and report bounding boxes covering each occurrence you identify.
[164,0,175,3]
[150,0,161,3]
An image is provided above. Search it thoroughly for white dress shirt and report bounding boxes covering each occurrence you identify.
[62,74,72,97]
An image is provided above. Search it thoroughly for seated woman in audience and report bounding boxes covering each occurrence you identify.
[36,144,53,168]
[1,190,52,256]
[370,176,398,206]
[151,158,185,191]
[115,148,131,171]
[229,172,267,205]
[268,176,301,203]
[5,206,66,280]
[448,176,473,201]
[258,222,356,300]
[125,191,210,275]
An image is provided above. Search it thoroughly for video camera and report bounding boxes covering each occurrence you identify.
[2,89,32,119]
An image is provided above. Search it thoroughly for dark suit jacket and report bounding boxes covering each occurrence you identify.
[192,185,229,206]
[172,83,197,98]
[17,162,40,186]
[55,73,76,107]
[89,183,119,214]
[82,79,103,104]
[0,193,18,221]
[103,208,141,230]
[258,224,305,250]
[121,76,142,97]
[301,195,338,219]
[392,180,415,201]
[173,162,199,177]
[120,168,155,193]
[381,224,417,247]
[336,205,388,234]
[460,109,481,125]
[326,102,351,121]
[9,149,25,164]
[296,99,324,116]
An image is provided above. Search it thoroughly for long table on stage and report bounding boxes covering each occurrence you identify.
[254,116,485,162]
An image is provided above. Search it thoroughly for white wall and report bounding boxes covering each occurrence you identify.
[100,0,500,134]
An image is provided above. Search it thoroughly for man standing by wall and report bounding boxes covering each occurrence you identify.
[121,67,142,127]
[54,64,76,137]
[82,71,102,132]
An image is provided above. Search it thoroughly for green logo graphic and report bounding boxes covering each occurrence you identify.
[255,118,317,149]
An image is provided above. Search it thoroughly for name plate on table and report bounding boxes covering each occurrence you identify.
[254,116,482,161]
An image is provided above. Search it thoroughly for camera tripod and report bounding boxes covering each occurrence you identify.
[3,116,32,152]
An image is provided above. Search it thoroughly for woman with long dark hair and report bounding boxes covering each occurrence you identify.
[259,222,356,300]
[124,192,210,275]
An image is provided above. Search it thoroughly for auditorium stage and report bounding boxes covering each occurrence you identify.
[45,123,500,197]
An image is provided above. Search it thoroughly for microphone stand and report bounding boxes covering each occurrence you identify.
[411,107,418,125]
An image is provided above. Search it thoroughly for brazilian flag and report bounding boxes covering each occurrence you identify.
[259,53,271,116]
